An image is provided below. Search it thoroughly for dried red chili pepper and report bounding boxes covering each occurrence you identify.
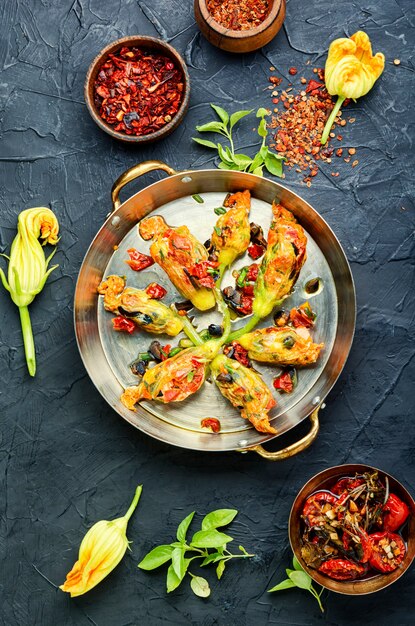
[201,417,221,433]
[145,282,167,300]
[319,558,366,580]
[247,243,265,260]
[305,79,325,94]
[206,0,270,31]
[126,248,154,272]
[288,67,298,76]
[112,316,136,334]
[94,46,184,136]
[381,494,409,532]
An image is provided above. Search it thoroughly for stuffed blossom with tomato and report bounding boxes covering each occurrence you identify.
[121,339,222,409]
[252,203,307,319]
[210,190,251,269]
[238,326,323,366]
[210,354,276,434]
[138,215,216,311]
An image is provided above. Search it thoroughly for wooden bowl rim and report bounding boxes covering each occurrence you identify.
[84,35,190,144]
[197,0,284,40]
[288,463,415,595]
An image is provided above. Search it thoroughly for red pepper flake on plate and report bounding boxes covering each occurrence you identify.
[112,316,136,334]
[94,46,184,136]
[289,301,316,328]
[273,367,297,393]
[206,0,270,31]
[247,243,265,260]
[201,417,221,433]
[145,282,167,300]
[125,248,154,271]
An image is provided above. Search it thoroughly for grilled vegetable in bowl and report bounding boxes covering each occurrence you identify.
[238,326,323,366]
[139,215,216,311]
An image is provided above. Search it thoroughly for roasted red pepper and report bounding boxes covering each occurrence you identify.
[302,491,338,527]
[246,263,259,282]
[381,494,409,532]
[289,301,316,328]
[319,558,366,580]
[247,243,265,260]
[201,417,221,433]
[126,248,154,271]
[112,316,136,334]
[188,260,218,289]
[369,531,406,573]
[223,342,251,368]
[145,282,167,300]
[332,477,365,495]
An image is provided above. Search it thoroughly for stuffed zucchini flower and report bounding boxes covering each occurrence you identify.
[121,339,221,409]
[321,31,385,144]
[139,215,216,311]
[0,207,59,376]
[60,485,142,597]
[98,275,184,336]
[210,190,251,272]
[238,326,323,366]
[210,354,276,434]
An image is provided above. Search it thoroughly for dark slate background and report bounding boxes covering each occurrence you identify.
[0,1,414,624]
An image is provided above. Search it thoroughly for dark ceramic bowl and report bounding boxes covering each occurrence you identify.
[289,464,415,595]
[194,0,286,53]
[84,36,190,144]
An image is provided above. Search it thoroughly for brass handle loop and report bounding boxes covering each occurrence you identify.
[240,406,320,461]
[111,160,178,211]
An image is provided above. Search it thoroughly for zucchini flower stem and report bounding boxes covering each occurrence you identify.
[124,485,143,521]
[181,315,205,346]
[227,313,262,342]
[19,305,36,376]
[321,96,345,145]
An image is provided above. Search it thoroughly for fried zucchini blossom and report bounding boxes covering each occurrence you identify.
[60,485,142,597]
[321,31,385,144]
[238,326,324,366]
[0,207,59,376]
[139,215,216,311]
[210,190,251,275]
[210,354,276,434]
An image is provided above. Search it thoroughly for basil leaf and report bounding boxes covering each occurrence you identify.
[230,109,254,129]
[196,121,225,133]
[257,118,268,138]
[289,570,312,590]
[192,137,218,149]
[200,552,224,566]
[232,153,252,167]
[172,547,186,579]
[264,151,284,177]
[216,559,226,580]
[176,511,195,542]
[190,575,211,598]
[201,509,238,530]
[218,161,232,170]
[248,152,264,173]
[239,545,249,555]
[225,146,234,161]
[253,166,263,177]
[211,104,229,126]
[217,144,234,166]
[256,107,269,118]
[268,579,296,592]
[166,563,182,593]
[293,555,304,571]
[260,144,268,159]
[138,545,174,570]
[191,529,233,548]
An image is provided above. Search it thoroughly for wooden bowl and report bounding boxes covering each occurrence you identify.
[289,464,415,595]
[194,0,286,53]
[84,36,190,144]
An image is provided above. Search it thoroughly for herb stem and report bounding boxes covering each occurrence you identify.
[321,95,345,145]
[19,305,36,376]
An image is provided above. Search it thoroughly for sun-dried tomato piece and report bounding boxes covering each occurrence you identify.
[125,248,154,271]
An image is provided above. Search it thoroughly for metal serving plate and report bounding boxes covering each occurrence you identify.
[74,163,355,453]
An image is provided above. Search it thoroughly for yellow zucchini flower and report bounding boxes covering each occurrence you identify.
[321,31,385,145]
[0,207,59,376]
[60,485,142,597]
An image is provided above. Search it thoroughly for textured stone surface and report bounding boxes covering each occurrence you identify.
[0,1,414,624]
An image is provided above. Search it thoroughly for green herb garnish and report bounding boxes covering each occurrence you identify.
[268,555,324,613]
[214,206,227,215]
[192,194,204,204]
[138,508,254,597]
[192,104,284,177]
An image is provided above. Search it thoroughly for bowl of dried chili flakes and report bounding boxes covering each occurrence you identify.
[289,464,415,595]
[85,36,190,143]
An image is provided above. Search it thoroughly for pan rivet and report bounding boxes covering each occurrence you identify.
[111,216,120,227]
[181,176,192,183]
[313,396,321,405]
[239,439,248,446]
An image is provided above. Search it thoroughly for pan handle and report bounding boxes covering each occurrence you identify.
[239,406,320,461]
[111,160,178,211]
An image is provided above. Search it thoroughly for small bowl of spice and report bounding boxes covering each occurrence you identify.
[194,0,286,53]
[85,36,190,143]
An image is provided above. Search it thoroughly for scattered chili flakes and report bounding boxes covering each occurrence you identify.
[289,67,298,75]
[207,0,270,31]
[94,46,184,136]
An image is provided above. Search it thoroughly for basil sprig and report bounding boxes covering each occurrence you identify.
[268,555,325,612]
[138,508,254,597]
[192,104,284,177]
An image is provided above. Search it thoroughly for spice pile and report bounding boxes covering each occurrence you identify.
[94,46,184,136]
[267,67,358,185]
[207,0,270,31]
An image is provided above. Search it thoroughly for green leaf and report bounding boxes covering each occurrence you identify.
[253,166,263,176]
[217,161,241,171]
[225,146,234,161]
[286,568,294,577]
[138,545,174,570]
[260,144,268,159]
[268,579,296,592]
[190,575,211,598]
[202,509,238,530]
[167,563,182,593]
[230,109,254,129]
[196,121,225,133]
[216,560,226,580]
[200,553,224,566]
[192,137,218,149]
[176,511,195,542]
[211,104,229,126]
[256,107,269,118]
[293,555,304,571]
[289,570,313,590]
[217,144,234,166]
[239,545,249,555]
[172,547,187,579]
[257,118,268,138]
[264,151,284,177]
[232,153,253,167]
[248,152,264,173]
[191,529,233,548]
